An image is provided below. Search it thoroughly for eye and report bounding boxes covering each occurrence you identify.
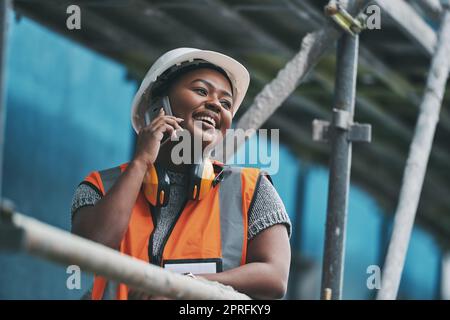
[221,100,232,110]
[194,88,208,96]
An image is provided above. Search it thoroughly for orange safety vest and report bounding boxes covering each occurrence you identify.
[81,161,265,300]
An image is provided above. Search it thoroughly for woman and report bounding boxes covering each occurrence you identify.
[71,48,291,300]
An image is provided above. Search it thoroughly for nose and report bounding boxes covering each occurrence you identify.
[205,97,221,114]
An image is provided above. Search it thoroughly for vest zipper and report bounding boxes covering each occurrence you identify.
[154,199,189,267]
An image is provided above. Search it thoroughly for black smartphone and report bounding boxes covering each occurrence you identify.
[145,95,173,126]
[145,96,174,145]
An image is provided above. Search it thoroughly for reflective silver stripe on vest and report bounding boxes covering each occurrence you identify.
[219,167,244,271]
[99,166,122,194]
[98,167,122,299]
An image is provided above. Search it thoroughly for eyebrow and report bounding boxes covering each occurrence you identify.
[190,79,233,99]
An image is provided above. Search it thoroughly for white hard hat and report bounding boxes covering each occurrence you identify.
[131,48,250,133]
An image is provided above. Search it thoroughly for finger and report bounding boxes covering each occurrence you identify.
[162,115,183,121]
[149,117,170,130]
[151,117,183,131]
[169,116,184,124]
[148,108,166,123]
[154,115,184,125]
[165,125,181,141]
[163,117,183,130]
[153,123,176,137]
[160,124,178,142]
[150,109,166,124]
[161,124,176,136]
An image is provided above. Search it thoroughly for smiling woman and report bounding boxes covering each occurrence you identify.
[70,48,292,300]
[166,68,234,148]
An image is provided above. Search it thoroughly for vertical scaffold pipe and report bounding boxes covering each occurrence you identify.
[320,33,359,300]
[377,5,450,300]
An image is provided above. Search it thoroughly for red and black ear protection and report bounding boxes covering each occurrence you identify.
[142,158,224,207]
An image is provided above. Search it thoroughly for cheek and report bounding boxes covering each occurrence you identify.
[170,98,189,118]
[220,113,233,133]
[169,91,199,118]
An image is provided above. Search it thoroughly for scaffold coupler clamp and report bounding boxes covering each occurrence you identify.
[312,109,372,144]
[324,0,367,36]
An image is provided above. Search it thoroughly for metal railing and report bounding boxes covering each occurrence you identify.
[0,204,250,300]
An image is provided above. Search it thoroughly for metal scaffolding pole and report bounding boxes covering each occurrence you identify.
[377,4,450,300]
[0,206,250,300]
[320,34,359,300]
[0,0,11,200]
[309,1,371,300]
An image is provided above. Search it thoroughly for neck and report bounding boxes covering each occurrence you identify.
[155,139,213,172]
[156,148,188,173]
[154,142,195,173]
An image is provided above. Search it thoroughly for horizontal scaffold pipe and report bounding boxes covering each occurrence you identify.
[0,208,250,300]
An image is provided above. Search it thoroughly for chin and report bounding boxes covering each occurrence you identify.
[191,126,218,143]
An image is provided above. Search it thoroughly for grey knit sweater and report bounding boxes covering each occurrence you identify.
[71,170,291,258]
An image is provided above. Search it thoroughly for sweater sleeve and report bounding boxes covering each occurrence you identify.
[247,175,292,240]
[70,182,102,218]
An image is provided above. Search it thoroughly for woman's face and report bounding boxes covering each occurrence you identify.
[167,68,234,147]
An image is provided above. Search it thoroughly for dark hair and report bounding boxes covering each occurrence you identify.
[150,60,233,102]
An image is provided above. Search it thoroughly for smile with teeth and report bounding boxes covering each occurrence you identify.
[193,115,217,128]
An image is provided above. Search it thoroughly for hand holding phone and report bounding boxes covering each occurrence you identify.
[134,96,183,169]
[145,96,180,145]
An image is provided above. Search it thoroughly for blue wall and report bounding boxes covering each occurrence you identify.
[0,14,136,299]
